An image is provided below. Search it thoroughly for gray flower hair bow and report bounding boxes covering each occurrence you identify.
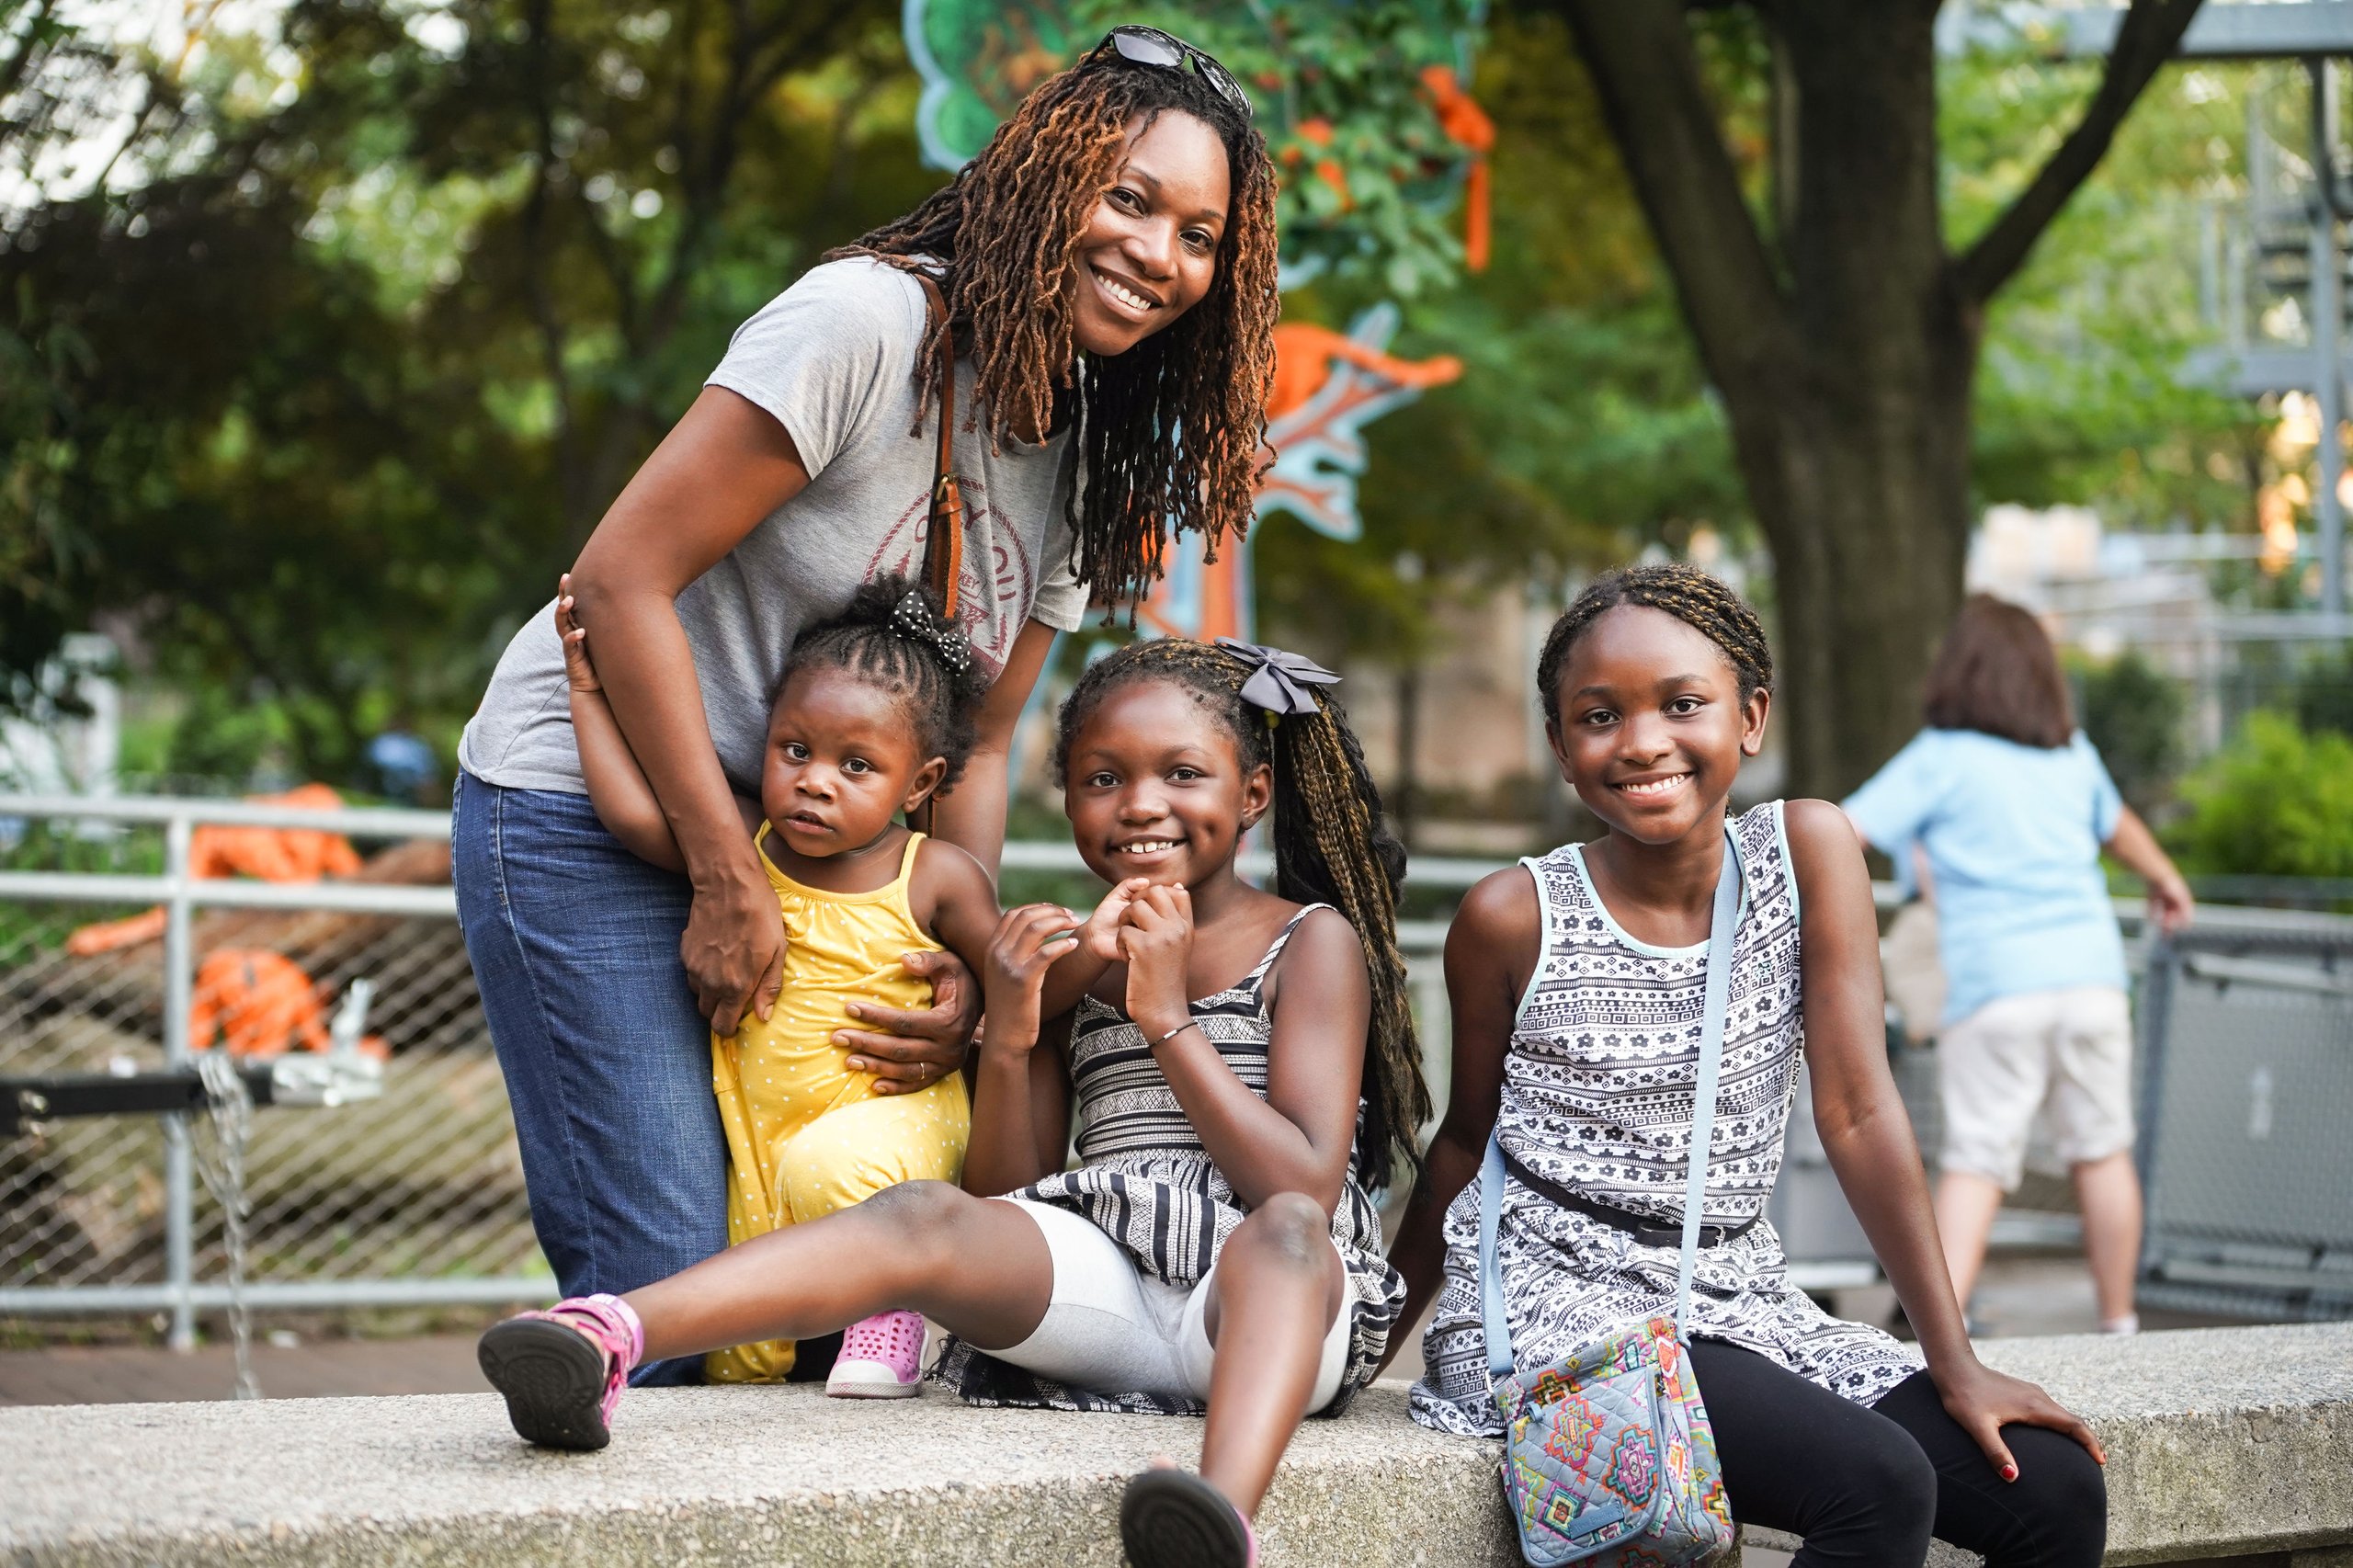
[1213,637,1340,719]
[890,589,973,676]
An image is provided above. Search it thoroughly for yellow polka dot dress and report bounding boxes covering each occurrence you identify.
[704,828,970,1382]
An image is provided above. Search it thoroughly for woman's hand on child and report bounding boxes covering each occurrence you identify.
[1078,877,1153,962]
[1119,884,1196,1041]
[837,949,983,1093]
[981,903,1084,1051]
[553,574,600,694]
[1934,1358,2106,1479]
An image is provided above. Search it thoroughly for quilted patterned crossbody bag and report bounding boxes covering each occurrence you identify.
[1476,825,1742,1566]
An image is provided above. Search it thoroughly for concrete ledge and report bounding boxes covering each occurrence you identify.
[2,1324,2347,1567]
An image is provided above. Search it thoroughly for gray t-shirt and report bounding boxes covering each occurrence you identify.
[460,257,1089,796]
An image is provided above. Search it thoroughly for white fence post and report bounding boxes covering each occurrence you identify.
[161,812,197,1351]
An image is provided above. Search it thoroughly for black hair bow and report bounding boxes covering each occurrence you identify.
[890,589,973,676]
[1213,637,1339,719]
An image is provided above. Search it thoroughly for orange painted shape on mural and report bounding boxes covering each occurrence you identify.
[1421,64,1495,271]
[1268,322,1465,418]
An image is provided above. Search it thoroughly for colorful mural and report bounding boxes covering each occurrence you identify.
[904,0,1483,641]
[1142,307,1462,642]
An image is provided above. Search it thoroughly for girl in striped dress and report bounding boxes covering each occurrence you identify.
[1388,565,2109,1568]
[478,636,1427,1568]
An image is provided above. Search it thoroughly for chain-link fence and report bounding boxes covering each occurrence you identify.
[1,798,546,1344]
[0,801,1474,1345]
[11,795,2341,1345]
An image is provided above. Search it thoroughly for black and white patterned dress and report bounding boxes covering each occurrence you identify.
[936,904,1404,1416]
[1410,802,1921,1437]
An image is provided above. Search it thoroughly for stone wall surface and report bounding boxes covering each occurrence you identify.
[2,1322,2347,1567]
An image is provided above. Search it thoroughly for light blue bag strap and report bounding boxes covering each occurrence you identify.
[1479,824,1744,1381]
[1674,824,1745,1337]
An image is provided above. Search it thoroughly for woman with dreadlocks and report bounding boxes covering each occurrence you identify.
[478,635,1427,1568]
[1391,564,2107,1568]
[452,28,1279,1383]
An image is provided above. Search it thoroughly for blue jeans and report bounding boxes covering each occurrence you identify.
[452,772,727,1385]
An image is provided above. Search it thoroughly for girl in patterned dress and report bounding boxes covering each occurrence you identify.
[1388,565,2109,1568]
[478,636,1425,1568]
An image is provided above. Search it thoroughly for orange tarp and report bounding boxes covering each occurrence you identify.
[66,785,364,958]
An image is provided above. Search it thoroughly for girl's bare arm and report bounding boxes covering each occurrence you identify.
[1379,868,1529,1367]
[1125,892,1370,1213]
[568,387,813,1035]
[962,904,1078,1196]
[1788,798,2102,1475]
[2105,805,2195,934]
[560,585,759,871]
[916,838,1006,974]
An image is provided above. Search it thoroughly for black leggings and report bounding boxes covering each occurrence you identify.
[1688,1340,2105,1568]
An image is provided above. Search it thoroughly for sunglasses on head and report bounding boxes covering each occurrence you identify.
[1100,24,1252,120]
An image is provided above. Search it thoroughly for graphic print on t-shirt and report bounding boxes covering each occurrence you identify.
[864,477,1035,677]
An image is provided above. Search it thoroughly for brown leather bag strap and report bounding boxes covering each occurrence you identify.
[912,271,964,622]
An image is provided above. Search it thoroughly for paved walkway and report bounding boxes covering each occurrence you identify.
[0,1332,488,1406]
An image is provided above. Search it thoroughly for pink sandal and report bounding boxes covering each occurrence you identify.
[477,1293,643,1450]
[824,1309,926,1398]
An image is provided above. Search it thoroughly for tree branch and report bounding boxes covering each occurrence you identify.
[1955,0,2205,302]
[1552,0,1796,406]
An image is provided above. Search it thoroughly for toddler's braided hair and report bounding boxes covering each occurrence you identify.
[1054,640,1429,1184]
[785,577,990,795]
[1536,564,1774,729]
[828,37,1279,611]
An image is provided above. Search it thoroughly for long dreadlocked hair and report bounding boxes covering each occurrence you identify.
[827,39,1279,611]
[784,577,991,795]
[1536,564,1776,730]
[1053,640,1430,1185]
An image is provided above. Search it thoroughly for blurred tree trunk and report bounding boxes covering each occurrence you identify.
[1553,0,2203,797]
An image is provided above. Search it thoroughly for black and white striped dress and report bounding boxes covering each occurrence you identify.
[1410,802,1922,1438]
[936,904,1404,1416]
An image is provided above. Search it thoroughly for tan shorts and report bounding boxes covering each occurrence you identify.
[1938,984,2136,1190]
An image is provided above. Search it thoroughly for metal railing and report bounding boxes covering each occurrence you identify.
[2,797,492,1345]
[0,795,1505,1344]
[6,793,2347,1344]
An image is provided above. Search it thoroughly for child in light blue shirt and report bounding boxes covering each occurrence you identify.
[1848,727,2129,1030]
[1845,596,2192,1334]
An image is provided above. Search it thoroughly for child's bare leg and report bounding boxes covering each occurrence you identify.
[626,1181,1052,1360]
[1195,1193,1347,1517]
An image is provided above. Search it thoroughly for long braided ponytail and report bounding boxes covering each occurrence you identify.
[1055,640,1430,1184]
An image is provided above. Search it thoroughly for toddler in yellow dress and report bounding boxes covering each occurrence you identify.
[554,574,1007,1393]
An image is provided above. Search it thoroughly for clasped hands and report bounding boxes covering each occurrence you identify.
[983,878,1196,1051]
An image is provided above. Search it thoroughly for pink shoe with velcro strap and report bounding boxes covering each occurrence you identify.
[824,1309,926,1398]
[477,1292,643,1450]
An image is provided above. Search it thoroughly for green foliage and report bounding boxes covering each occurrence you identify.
[1951,54,2264,528]
[915,0,1483,294]
[1261,11,1737,662]
[0,1,2288,790]
[163,687,280,783]
[2070,650,2185,813]
[1,0,932,775]
[2168,711,2353,879]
